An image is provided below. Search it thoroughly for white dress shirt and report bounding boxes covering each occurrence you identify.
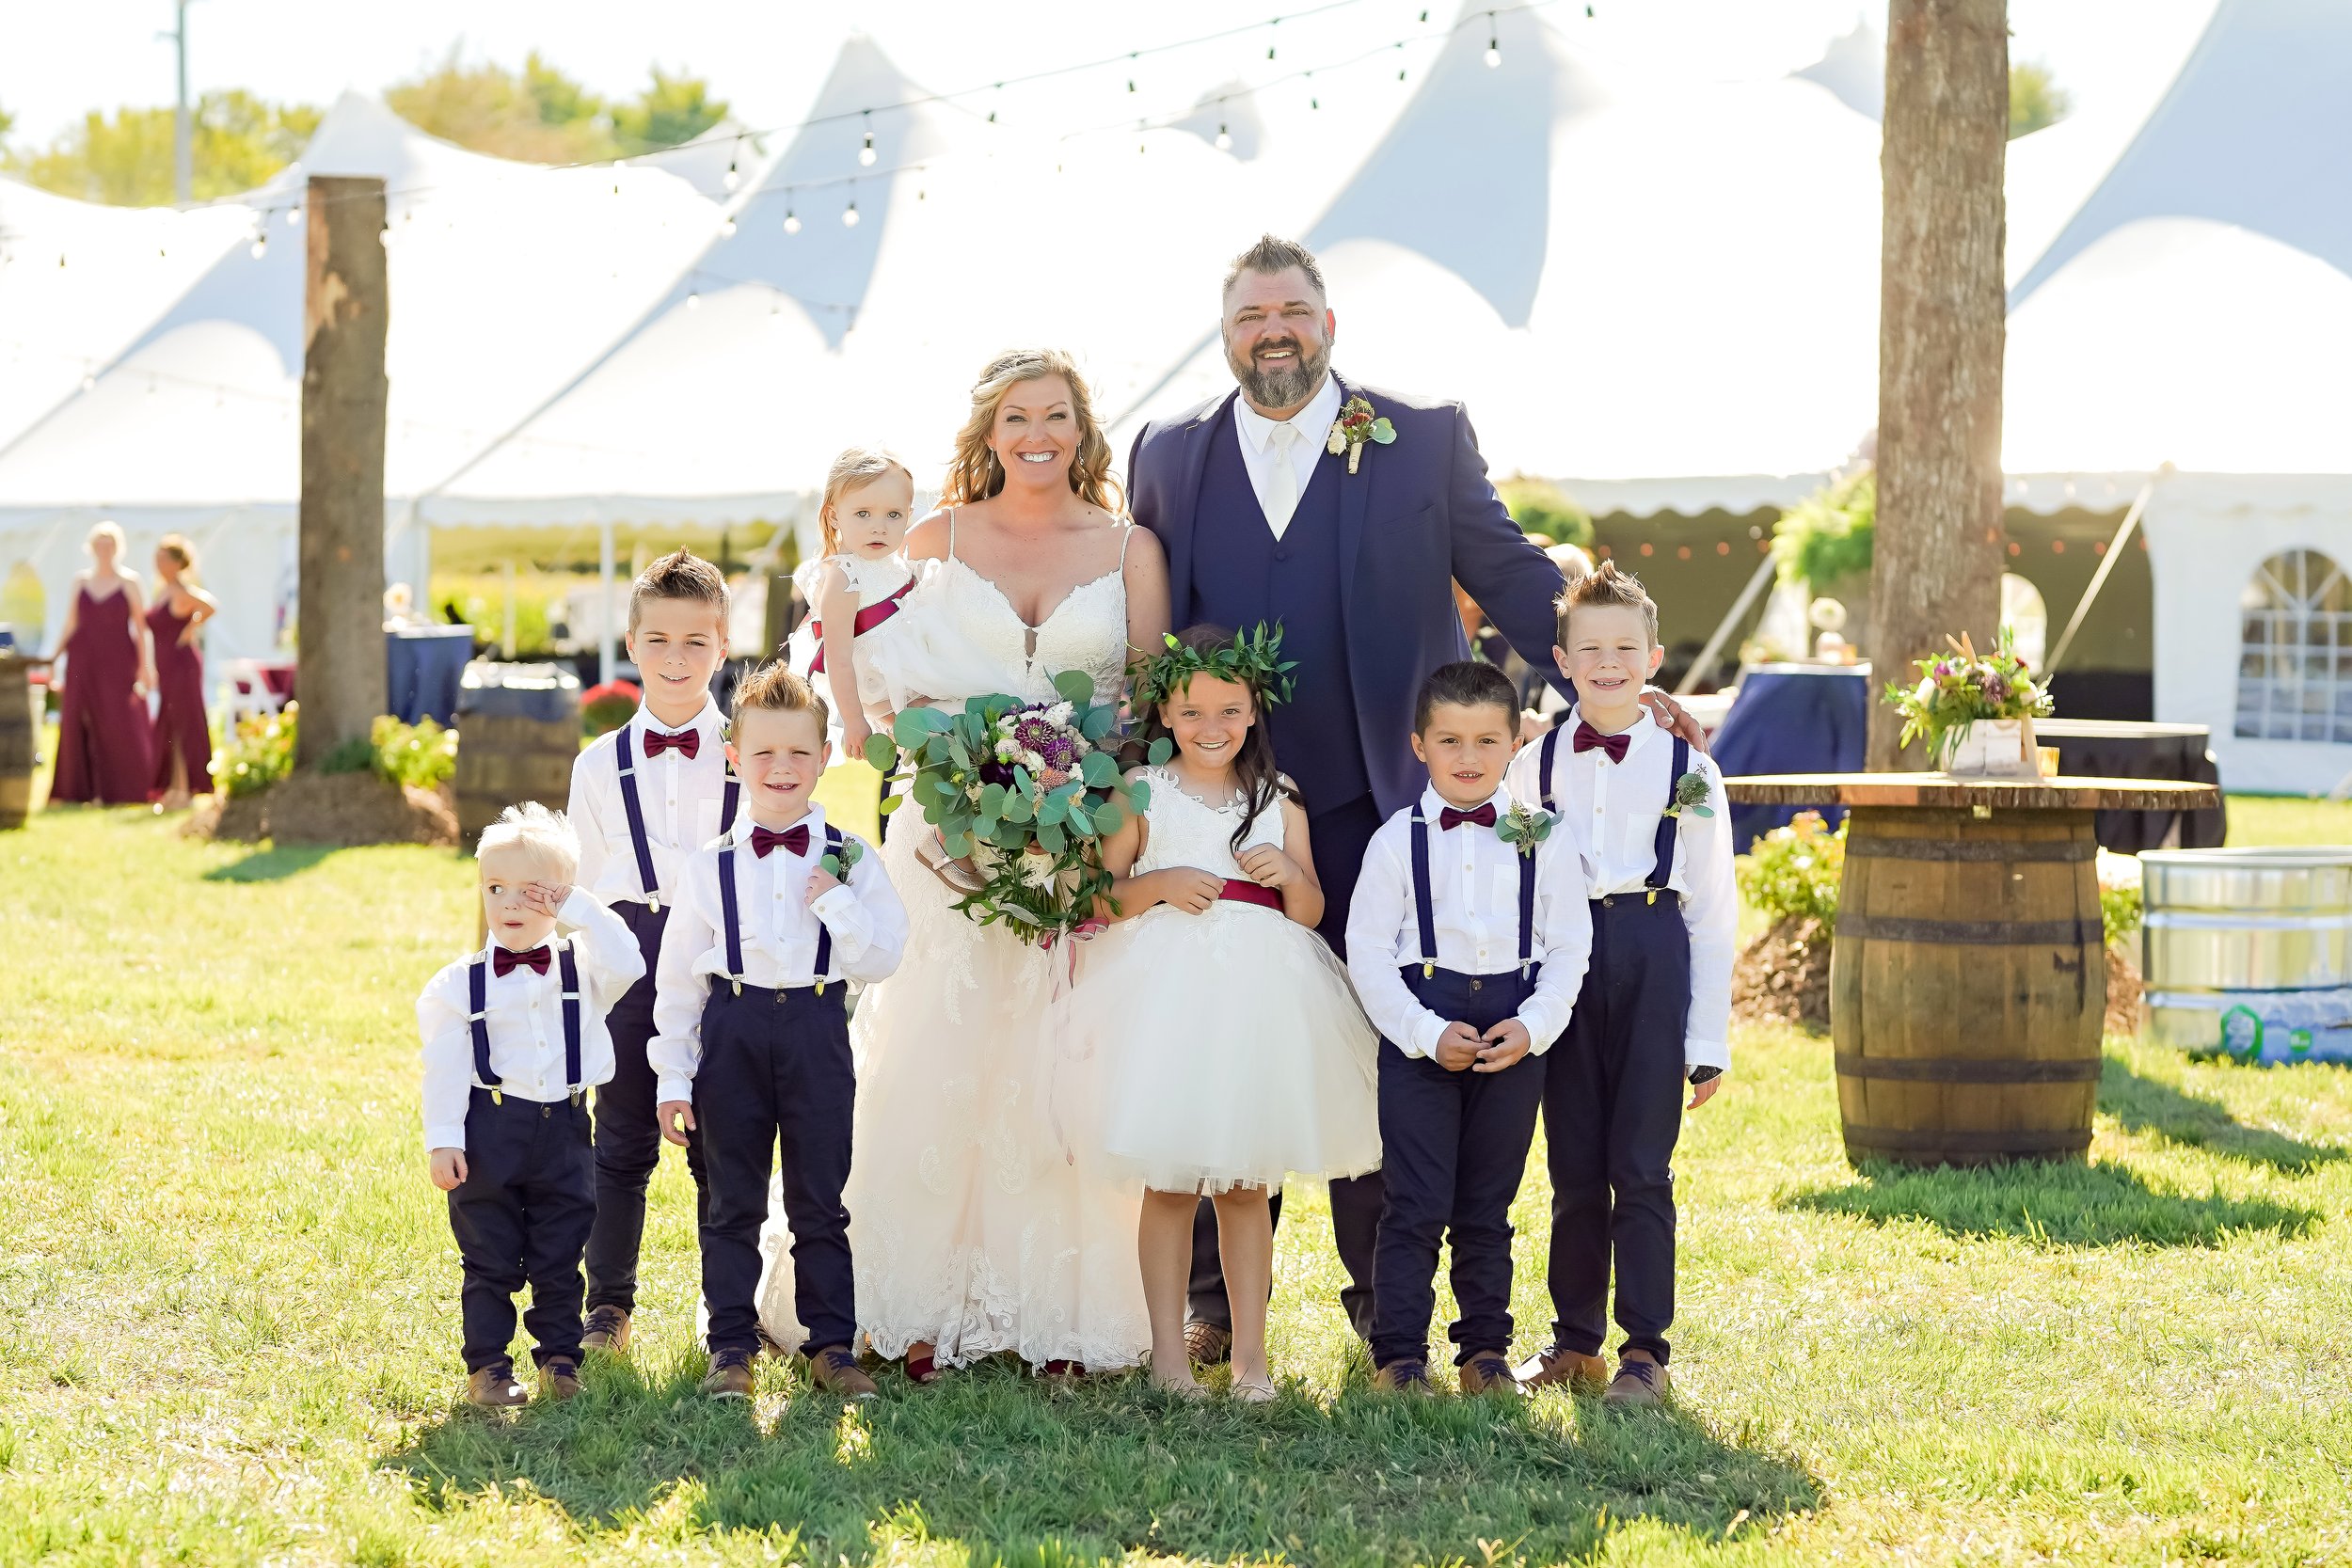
[416,891,646,1152]
[649,805,909,1103]
[1346,784,1593,1060]
[1232,372,1344,541]
[569,694,733,908]
[1505,706,1738,1071]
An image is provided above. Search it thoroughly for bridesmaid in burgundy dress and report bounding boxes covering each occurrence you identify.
[146,534,219,809]
[48,521,156,806]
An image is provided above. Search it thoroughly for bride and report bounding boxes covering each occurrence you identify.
[757,348,1168,1378]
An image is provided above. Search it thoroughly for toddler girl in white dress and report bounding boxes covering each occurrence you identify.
[1075,623,1379,1401]
[789,448,921,764]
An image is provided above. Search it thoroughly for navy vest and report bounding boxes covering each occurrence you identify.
[1190,405,1370,810]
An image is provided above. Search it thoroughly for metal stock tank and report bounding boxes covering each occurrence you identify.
[2141,846,2352,1064]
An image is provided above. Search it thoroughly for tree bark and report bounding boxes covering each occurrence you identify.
[296,175,389,768]
[1867,0,2010,769]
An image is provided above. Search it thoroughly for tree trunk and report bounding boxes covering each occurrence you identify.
[296,175,389,768]
[1867,0,2009,770]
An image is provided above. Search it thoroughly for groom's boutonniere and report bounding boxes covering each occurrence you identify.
[820,837,864,882]
[1497,800,1553,858]
[1662,768,1715,819]
[1326,395,1396,475]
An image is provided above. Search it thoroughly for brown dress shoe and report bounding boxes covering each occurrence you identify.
[1184,1321,1233,1366]
[538,1357,582,1402]
[581,1306,632,1354]
[1514,1344,1609,1393]
[1456,1351,1523,1398]
[1602,1357,1672,1408]
[1373,1359,1434,1394]
[701,1347,757,1400]
[467,1364,528,1407]
[808,1345,880,1402]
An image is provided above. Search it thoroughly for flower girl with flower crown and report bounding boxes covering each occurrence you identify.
[1073,623,1379,1401]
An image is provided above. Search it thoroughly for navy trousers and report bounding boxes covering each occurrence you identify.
[695,983,858,1356]
[1188,790,1386,1339]
[584,899,711,1315]
[446,1088,597,1371]
[1544,895,1691,1365]
[1370,966,1547,1370]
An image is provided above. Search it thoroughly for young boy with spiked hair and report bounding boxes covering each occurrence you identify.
[1507,561,1736,1406]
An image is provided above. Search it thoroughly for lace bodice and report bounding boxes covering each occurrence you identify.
[1134,767,1284,879]
[924,515,1133,705]
[834,552,914,602]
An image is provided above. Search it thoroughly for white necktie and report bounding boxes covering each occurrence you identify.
[1262,420,1301,541]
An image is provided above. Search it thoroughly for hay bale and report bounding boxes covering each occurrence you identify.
[1732,913,1833,1033]
[2106,941,2144,1039]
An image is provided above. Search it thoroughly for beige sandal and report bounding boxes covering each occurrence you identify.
[1230,1377,1278,1404]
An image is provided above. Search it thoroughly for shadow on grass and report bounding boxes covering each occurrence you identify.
[1783,1157,2321,1249]
[382,1354,1819,1563]
[200,845,338,882]
[2099,1058,2346,1173]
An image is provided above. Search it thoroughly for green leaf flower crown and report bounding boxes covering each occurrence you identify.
[1129,622,1300,713]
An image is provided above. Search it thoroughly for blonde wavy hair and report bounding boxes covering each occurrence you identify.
[943,348,1124,515]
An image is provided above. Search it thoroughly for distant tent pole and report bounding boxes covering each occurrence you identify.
[598,516,616,686]
[2044,465,2167,676]
[1677,551,1779,697]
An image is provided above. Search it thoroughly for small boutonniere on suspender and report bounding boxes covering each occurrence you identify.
[1325,395,1395,475]
[820,837,863,883]
[1663,768,1715,820]
[1497,800,1554,858]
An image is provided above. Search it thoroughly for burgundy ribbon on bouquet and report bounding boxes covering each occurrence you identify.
[807,578,915,674]
[1218,879,1284,911]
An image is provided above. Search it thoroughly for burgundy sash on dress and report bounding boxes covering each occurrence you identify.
[1217,879,1283,912]
[808,578,915,674]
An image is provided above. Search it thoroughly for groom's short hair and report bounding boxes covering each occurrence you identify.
[1223,235,1327,303]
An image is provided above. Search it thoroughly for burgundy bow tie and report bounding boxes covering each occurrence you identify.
[492,943,550,977]
[1438,802,1498,831]
[752,823,811,859]
[1573,721,1629,764]
[643,726,699,760]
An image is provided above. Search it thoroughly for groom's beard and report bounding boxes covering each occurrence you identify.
[1229,332,1330,411]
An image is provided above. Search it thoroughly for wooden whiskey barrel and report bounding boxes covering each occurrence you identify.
[0,656,38,830]
[1829,804,2106,1165]
[453,660,580,849]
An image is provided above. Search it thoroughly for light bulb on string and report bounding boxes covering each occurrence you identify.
[1308,71,1318,110]
[723,157,740,192]
[720,214,737,236]
[81,373,96,392]
[859,113,876,166]
[783,206,801,234]
[1486,39,1502,67]
[250,235,268,260]
[686,289,701,310]
[1216,122,1232,151]
[284,205,302,228]
[842,199,860,228]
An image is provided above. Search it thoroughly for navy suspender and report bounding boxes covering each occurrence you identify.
[1645,736,1689,900]
[467,943,583,1102]
[1409,808,1438,978]
[719,824,844,996]
[1407,807,1537,978]
[614,728,663,911]
[617,725,738,911]
[1538,723,1562,812]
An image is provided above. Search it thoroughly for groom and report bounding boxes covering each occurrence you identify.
[1128,234,1583,1354]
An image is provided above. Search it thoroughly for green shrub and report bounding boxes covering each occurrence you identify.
[2097,848,2143,947]
[373,715,458,791]
[1497,475,1594,549]
[1738,810,1845,927]
[212,704,297,798]
[1772,467,1875,589]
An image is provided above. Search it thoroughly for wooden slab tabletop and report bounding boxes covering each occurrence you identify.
[1723,773,2223,812]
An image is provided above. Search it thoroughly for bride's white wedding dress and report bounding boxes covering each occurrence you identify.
[753,516,1150,1370]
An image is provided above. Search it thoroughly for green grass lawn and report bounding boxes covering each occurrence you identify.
[2,803,2349,1566]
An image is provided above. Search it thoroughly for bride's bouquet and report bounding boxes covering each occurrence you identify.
[877,670,1151,942]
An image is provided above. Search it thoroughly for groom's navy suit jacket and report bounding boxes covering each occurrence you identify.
[1128,373,1568,820]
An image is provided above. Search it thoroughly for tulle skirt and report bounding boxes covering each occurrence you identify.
[789,819,1150,1370]
[1073,902,1382,1196]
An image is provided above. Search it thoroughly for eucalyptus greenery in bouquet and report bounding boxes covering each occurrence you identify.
[869,669,1150,942]
[1883,626,2054,770]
